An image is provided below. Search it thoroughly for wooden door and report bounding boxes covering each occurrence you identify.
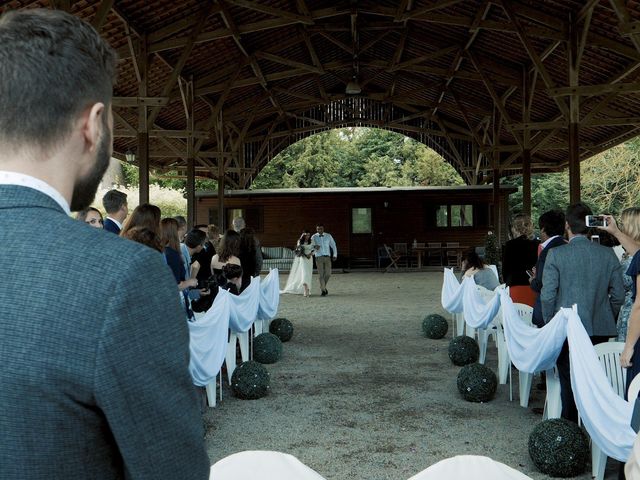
[350,206,376,267]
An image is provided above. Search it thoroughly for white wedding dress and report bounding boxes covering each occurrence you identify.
[281,244,314,295]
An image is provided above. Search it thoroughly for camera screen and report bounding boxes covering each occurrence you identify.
[586,215,605,227]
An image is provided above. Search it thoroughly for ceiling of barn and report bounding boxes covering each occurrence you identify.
[3,0,640,187]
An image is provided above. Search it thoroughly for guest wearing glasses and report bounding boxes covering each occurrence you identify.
[75,207,103,228]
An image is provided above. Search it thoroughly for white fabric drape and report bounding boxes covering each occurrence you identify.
[441,268,465,313]
[461,277,500,329]
[499,290,566,373]
[210,451,327,480]
[188,289,231,387]
[442,270,636,461]
[228,277,261,332]
[257,269,280,321]
[188,270,280,386]
[407,455,533,480]
[567,310,635,462]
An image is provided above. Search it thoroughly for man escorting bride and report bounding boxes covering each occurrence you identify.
[282,230,315,297]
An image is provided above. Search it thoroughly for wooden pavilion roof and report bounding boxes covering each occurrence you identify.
[4,0,640,187]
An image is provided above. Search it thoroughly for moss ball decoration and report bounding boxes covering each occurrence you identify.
[253,333,283,364]
[422,314,448,339]
[231,361,271,400]
[528,419,589,477]
[456,363,497,402]
[269,317,294,342]
[448,335,480,366]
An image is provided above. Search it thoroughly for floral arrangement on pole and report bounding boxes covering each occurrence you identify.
[484,231,501,269]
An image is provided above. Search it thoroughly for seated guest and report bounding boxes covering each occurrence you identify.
[502,214,539,306]
[239,227,260,291]
[461,248,499,291]
[221,263,243,295]
[211,230,242,286]
[530,210,567,327]
[75,207,103,228]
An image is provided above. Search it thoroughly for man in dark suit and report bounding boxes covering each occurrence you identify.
[541,203,625,422]
[0,10,210,479]
[102,188,128,234]
[530,209,567,327]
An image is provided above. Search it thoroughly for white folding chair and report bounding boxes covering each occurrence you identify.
[589,342,626,480]
[543,366,562,419]
[512,303,534,408]
[629,373,640,401]
[474,286,498,365]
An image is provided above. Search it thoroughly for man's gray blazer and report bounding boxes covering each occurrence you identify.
[540,235,625,336]
[0,186,210,479]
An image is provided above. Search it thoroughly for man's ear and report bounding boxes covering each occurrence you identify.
[81,103,105,153]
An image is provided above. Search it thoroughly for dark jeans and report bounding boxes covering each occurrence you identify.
[557,335,610,423]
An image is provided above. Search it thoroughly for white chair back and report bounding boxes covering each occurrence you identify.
[594,342,627,397]
[628,373,640,401]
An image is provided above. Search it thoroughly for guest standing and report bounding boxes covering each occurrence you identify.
[75,207,103,228]
[541,203,625,422]
[312,224,337,296]
[502,214,539,306]
[600,209,640,396]
[0,9,209,479]
[530,210,567,327]
[101,189,128,234]
[282,230,315,297]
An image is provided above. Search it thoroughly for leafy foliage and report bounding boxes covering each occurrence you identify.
[251,127,464,189]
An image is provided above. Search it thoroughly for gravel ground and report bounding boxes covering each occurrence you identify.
[203,271,610,479]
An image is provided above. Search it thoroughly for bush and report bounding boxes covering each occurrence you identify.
[457,363,497,402]
[231,361,271,400]
[422,314,448,339]
[528,419,588,477]
[448,335,479,366]
[269,317,294,342]
[253,333,283,364]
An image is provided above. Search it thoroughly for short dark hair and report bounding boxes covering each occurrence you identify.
[102,189,127,214]
[184,229,206,249]
[0,9,117,150]
[174,216,187,229]
[566,203,592,235]
[222,263,243,280]
[538,209,565,237]
[462,248,485,270]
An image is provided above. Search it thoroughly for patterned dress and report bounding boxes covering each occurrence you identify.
[617,253,634,341]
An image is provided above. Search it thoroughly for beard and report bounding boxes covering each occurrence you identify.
[70,115,112,211]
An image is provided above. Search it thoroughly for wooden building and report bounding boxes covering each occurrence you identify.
[196,185,516,267]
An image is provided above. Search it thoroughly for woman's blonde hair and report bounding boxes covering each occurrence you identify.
[511,214,534,238]
[620,207,640,242]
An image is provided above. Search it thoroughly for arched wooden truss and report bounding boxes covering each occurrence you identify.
[6,0,640,212]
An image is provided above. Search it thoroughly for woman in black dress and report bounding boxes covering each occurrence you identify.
[502,214,539,306]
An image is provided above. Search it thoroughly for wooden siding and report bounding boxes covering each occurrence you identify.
[196,187,515,266]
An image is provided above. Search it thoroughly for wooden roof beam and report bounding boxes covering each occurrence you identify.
[254,51,323,74]
[397,0,466,22]
[91,0,114,32]
[548,81,640,97]
[609,0,640,56]
[225,0,314,24]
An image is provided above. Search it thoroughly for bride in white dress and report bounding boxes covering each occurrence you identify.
[281,231,315,297]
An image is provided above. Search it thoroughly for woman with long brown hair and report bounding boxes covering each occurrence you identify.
[211,229,241,286]
[120,203,161,238]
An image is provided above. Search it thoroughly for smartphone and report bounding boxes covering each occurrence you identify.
[591,235,600,244]
[585,215,606,227]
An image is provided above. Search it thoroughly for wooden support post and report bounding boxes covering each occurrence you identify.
[568,122,580,203]
[138,132,149,204]
[493,167,501,242]
[216,113,225,230]
[138,35,150,205]
[568,12,581,203]
[522,149,531,216]
[185,80,196,228]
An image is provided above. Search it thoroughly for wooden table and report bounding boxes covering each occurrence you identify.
[412,245,469,269]
[411,246,443,269]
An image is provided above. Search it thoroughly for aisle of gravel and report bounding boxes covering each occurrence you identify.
[203,271,595,480]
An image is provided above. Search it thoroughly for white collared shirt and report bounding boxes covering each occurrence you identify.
[0,170,70,215]
[541,234,561,250]
[105,216,123,230]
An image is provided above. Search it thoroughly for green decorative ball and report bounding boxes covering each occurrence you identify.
[269,317,294,342]
[529,419,588,477]
[457,363,497,402]
[253,333,283,364]
[422,314,448,339]
[448,335,479,366]
[231,361,271,400]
